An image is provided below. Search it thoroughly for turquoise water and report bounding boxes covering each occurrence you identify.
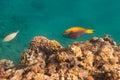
[0,0,120,64]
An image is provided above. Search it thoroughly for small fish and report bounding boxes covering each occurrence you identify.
[3,30,19,42]
[63,27,94,39]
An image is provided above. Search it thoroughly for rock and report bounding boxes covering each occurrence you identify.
[30,36,63,53]
[0,59,14,70]
[11,69,24,80]
[0,35,120,80]
[86,76,94,80]
[21,36,63,66]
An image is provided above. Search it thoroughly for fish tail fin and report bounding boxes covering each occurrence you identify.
[86,29,94,34]
[16,30,19,33]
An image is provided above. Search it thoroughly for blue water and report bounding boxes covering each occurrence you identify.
[0,0,120,64]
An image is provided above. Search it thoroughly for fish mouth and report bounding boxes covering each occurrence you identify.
[63,35,68,38]
[62,32,68,38]
[63,31,68,35]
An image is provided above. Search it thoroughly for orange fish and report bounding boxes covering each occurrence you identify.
[63,27,94,39]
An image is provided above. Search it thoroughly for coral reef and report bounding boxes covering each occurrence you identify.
[0,35,120,80]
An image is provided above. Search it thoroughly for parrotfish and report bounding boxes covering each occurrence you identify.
[63,27,94,39]
[3,30,19,42]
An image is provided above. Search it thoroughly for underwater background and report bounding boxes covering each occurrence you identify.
[0,0,120,64]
